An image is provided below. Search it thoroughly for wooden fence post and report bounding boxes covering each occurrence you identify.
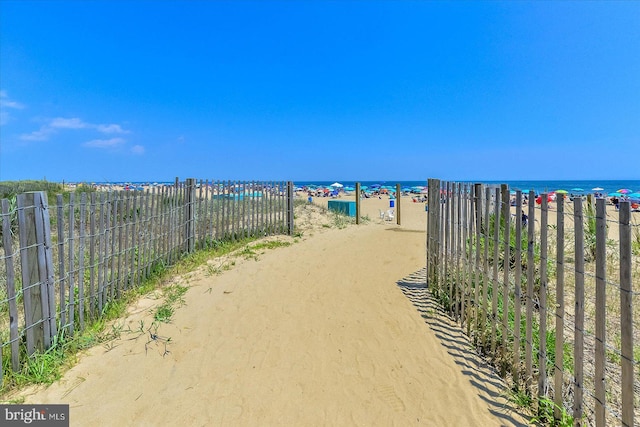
[513,190,523,388]
[185,178,196,253]
[426,179,431,284]
[445,181,452,310]
[594,198,607,426]
[482,187,490,350]
[500,184,510,368]
[231,180,236,241]
[573,197,585,422]
[396,183,401,225]
[242,181,247,239]
[473,183,482,344]
[1,199,20,372]
[538,194,549,407]
[554,195,565,422]
[427,178,440,287]
[440,181,446,294]
[130,192,139,289]
[465,184,474,338]
[618,201,634,427]
[56,195,66,336]
[491,187,500,356]
[355,182,361,225]
[78,192,87,330]
[88,192,97,319]
[67,192,76,336]
[525,190,535,392]
[287,181,294,236]
[456,183,462,321]
[16,192,56,355]
[461,183,468,328]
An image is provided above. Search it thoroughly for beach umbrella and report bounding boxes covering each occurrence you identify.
[617,188,632,194]
[556,189,568,194]
[570,188,584,192]
[330,182,343,188]
[592,187,604,191]
[536,194,555,204]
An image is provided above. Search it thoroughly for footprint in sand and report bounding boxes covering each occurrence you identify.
[355,352,376,379]
[224,398,244,421]
[208,395,244,424]
[374,384,406,412]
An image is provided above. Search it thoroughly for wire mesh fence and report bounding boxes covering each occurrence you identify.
[0,179,293,385]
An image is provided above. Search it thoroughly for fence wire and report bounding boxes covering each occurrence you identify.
[1,180,292,387]
[426,180,639,427]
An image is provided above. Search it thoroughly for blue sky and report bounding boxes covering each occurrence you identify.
[1,1,638,182]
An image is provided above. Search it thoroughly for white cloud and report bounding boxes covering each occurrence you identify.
[18,116,131,142]
[83,137,125,148]
[20,127,55,141]
[131,145,145,154]
[0,91,25,109]
[0,91,25,126]
[50,117,89,129]
[97,124,129,134]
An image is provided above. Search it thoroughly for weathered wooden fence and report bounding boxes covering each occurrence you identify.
[426,178,639,426]
[0,179,294,385]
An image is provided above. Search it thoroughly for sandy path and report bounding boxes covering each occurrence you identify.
[17,197,528,426]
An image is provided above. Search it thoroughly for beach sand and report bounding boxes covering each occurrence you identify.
[13,195,529,426]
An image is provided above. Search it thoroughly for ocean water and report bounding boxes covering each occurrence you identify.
[294,180,640,196]
[95,179,640,196]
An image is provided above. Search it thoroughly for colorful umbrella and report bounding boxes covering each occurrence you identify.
[536,194,555,204]
[617,189,632,194]
[556,189,569,194]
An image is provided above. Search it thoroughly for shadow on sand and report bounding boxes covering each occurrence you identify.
[396,267,530,427]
